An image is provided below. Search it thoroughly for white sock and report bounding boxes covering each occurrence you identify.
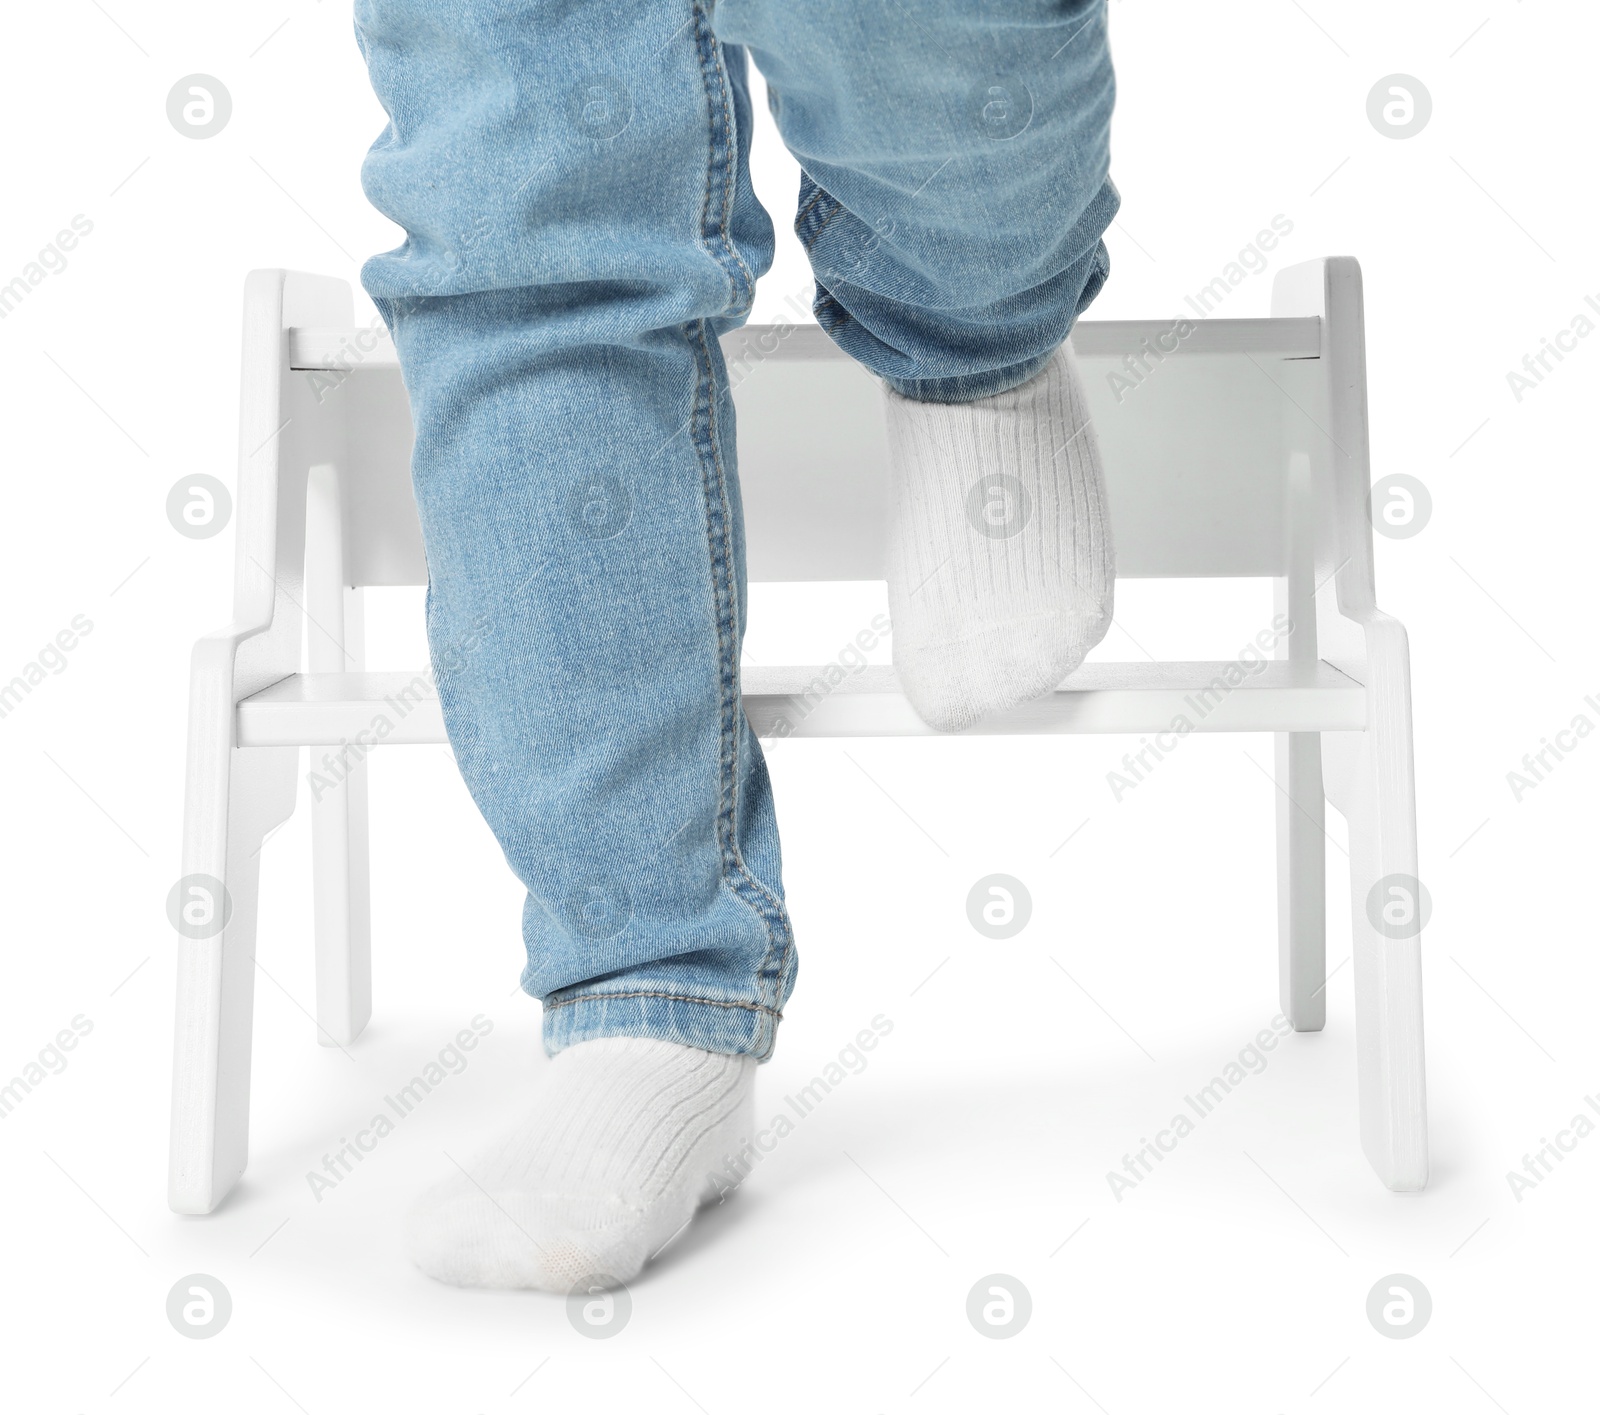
[407,1036,755,1292]
[882,343,1115,732]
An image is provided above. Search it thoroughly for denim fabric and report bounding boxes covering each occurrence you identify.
[354,0,1117,1060]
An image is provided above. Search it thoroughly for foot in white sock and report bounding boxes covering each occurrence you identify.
[408,1036,755,1292]
[883,343,1115,732]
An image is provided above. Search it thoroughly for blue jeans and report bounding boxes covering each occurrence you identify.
[355,0,1117,1060]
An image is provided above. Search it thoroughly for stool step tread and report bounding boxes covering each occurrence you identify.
[238,659,1364,745]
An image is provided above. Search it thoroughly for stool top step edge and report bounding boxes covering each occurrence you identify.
[286,318,1323,371]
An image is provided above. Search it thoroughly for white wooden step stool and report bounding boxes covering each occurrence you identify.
[169,256,1427,1212]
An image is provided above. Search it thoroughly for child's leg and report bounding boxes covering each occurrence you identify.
[355,0,790,1288]
[718,0,1120,730]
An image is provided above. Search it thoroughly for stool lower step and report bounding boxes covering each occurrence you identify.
[236,659,1365,746]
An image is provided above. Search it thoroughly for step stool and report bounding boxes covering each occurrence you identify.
[169,256,1426,1212]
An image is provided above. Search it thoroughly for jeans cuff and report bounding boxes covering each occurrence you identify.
[540,987,782,1060]
[879,346,1059,405]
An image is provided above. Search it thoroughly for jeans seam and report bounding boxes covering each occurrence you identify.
[688,318,793,1037]
[795,181,829,228]
[691,0,755,313]
[802,197,843,254]
[795,183,844,255]
[545,988,784,1020]
[685,4,792,1045]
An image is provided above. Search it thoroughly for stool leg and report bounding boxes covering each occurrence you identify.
[1328,720,1428,1192]
[312,725,372,1047]
[307,467,372,1047]
[170,743,297,1214]
[1276,730,1327,1030]
[1321,618,1428,1193]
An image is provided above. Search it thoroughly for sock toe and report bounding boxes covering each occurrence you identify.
[408,1186,643,1291]
[404,1038,754,1293]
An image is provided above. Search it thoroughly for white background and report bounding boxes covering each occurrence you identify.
[2,1,1597,1411]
